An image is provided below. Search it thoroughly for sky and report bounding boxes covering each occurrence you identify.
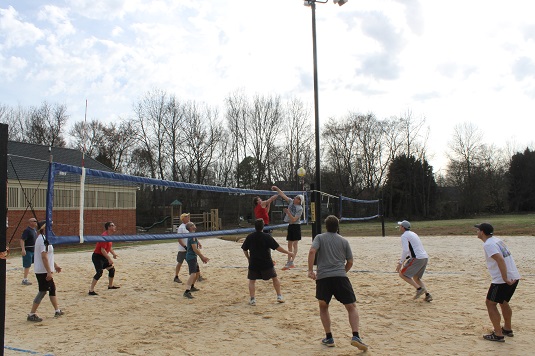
[1,0,535,173]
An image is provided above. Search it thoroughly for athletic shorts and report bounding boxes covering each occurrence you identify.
[487,280,519,304]
[186,258,200,275]
[315,276,356,305]
[176,251,186,263]
[286,224,302,241]
[247,267,277,281]
[22,251,34,268]
[401,258,428,279]
[36,273,56,296]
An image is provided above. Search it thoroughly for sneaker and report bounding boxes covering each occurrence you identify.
[183,291,194,299]
[424,293,433,302]
[277,295,285,303]
[198,275,206,282]
[108,285,120,289]
[483,332,505,342]
[321,337,335,347]
[174,276,182,283]
[414,288,426,299]
[249,297,256,306]
[88,291,98,296]
[54,310,64,317]
[351,335,369,351]
[282,262,294,271]
[27,314,42,322]
[22,279,32,286]
[190,286,200,292]
[501,328,514,337]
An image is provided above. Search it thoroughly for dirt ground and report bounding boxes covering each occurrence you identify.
[3,234,534,355]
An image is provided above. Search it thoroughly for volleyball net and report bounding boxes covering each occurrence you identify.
[338,195,381,222]
[45,162,307,245]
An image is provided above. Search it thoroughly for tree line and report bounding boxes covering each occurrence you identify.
[2,90,534,220]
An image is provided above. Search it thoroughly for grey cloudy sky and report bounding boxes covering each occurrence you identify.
[1,0,535,171]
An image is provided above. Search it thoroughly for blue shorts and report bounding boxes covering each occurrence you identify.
[22,251,34,268]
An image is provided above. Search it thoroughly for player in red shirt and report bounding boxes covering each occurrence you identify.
[88,222,119,295]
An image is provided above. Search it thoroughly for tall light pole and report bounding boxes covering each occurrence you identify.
[304,0,347,237]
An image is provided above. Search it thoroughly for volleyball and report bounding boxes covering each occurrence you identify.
[297,167,306,177]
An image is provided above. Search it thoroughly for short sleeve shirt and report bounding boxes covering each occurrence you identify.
[284,201,303,224]
[311,232,353,280]
[186,236,199,261]
[241,231,279,270]
[21,226,37,252]
[177,223,188,251]
[483,236,521,283]
[34,234,54,274]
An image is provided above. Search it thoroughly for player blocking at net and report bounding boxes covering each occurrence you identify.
[271,186,304,270]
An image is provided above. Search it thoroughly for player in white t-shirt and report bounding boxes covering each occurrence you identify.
[395,220,433,302]
[26,221,64,322]
[475,223,521,342]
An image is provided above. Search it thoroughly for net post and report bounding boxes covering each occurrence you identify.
[0,123,8,351]
[380,199,385,237]
[310,183,317,238]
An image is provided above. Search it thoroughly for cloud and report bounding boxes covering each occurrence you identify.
[0,6,44,49]
[512,57,535,81]
[37,5,75,37]
[356,11,406,80]
[395,0,424,36]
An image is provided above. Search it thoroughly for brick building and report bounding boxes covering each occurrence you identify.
[7,141,136,248]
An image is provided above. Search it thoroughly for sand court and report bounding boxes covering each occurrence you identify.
[3,234,535,355]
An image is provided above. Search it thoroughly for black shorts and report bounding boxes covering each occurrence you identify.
[487,280,519,304]
[36,273,56,296]
[286,224,302,241]
[247,267,277,281]
[315,276,356,305]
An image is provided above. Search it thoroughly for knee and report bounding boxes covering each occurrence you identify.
[108,267,115,278]
[486,299,498,308]
[33,291,47,304]
[94,270,103,280]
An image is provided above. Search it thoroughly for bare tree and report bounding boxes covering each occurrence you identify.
[246,94,283,185]
[163,95,186,181]
[26,102,68,147]
[225,90,250,187]
[446,122,486,213]
[68,119,106,157]
[0,104,26,141]
[178,101,223,185]
[274,98,313,185]
[131,90,171,179]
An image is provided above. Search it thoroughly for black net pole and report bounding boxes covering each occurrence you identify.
[1,124,8,356]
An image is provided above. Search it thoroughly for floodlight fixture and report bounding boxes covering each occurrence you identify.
[333,0,348,5]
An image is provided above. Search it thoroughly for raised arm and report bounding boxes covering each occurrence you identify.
[272,186,290,203]
[263,195,278,213]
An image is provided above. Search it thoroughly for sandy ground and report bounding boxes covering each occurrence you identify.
[3,234,535,356]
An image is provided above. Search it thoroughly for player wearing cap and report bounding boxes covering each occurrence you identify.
[396,220,433,302]
[475,222,520,342]
[272,186,304,270]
